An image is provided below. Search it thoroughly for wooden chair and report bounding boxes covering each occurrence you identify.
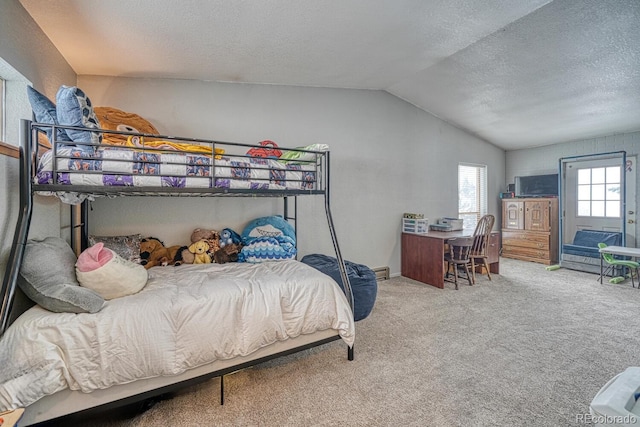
[469,214,495,284]
[444,237,474,290]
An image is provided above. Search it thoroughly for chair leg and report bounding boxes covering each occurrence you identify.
[453,264,459,290]
[463,264,473,286]
[483,259,492,281]
[470,259,476,284]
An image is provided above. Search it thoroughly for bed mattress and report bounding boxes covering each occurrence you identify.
[0,260,354,411]
[35,147,318,192]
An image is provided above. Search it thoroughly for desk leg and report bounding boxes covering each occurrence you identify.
[401,234,445,289]
[489,262,499,275]
[600,254,603,284]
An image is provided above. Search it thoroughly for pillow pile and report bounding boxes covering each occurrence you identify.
[26,85,101,154]
[18,237,105,313]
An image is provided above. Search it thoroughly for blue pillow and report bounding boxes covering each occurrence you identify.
[241,215,296,244]
[238,236,297,263]
[26,86,73,144]
[56,85,102,150]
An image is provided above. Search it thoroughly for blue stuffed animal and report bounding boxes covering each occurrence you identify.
[220,228,241,248]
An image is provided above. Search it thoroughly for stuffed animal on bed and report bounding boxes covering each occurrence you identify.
[219,228,242,248]
[213,243,243,264]
[76,243,148,299]
[238,216,297,263]
[140,237,193,269]
[189,240,212,264]
[94,106,159,146]
[191,228,221,259]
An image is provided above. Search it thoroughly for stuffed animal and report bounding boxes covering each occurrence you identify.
[191,228,221,257]
[94,106,159,146]
[213,243,242,264]
[140,237,193,269]
[189,240,212,264]
[219,228,242,248]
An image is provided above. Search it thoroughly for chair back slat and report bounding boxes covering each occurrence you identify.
[471,214,495,256]
[448,237,474,262]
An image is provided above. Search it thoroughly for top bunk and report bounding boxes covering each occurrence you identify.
[25,120,330,203]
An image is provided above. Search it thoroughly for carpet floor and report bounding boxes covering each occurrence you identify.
[55,257,640,426]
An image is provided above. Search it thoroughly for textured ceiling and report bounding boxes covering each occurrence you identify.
[19,0,640,150]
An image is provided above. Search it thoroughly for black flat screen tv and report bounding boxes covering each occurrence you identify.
[515,174,559,197]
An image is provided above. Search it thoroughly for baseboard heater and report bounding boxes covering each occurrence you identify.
[372,266,390,281]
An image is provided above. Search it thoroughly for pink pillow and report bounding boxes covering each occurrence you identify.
[76,243,114,273]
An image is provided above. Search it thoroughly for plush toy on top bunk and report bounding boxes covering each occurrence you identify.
[139,237,193,269]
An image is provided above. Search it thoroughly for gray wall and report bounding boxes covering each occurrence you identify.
[1,0,505,277]
[78,76,505,274]
[0,1,77,285]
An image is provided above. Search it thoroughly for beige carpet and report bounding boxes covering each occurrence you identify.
[54,258,640,426]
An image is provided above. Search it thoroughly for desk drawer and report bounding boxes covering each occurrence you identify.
[503,244,550,259]
[502,231,550,250]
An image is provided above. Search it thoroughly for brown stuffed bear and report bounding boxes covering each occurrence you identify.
[140,237,194,269]
[213,243,242,264]
[191,228,221,260]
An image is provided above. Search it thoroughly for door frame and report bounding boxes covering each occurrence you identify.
[559,151,628,258]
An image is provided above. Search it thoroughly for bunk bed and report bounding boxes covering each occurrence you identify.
[0,120,355,426]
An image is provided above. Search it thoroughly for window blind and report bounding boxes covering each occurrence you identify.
[458,163,487,230]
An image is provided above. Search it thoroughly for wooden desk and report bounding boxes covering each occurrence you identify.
[598,245,640,284]
[401,230,500,289]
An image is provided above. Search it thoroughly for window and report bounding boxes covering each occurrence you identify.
[577,166,621,217]
[458,163,487,230]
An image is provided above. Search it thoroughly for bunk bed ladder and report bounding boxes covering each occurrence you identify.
[0,120,34,336]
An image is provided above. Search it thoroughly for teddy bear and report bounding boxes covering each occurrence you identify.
[191,228,221,258]
[219,228,242,248]
[189,240,212,264]
[213,243,243,264]
[140,237,194,269]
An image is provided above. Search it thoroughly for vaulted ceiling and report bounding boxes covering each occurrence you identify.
[19,0,640,150]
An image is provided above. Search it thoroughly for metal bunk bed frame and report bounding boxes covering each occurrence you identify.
[0,119,354,421]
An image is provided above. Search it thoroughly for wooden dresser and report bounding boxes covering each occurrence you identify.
[501,197,559,265]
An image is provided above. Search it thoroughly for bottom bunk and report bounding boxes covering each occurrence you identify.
[0,241,355,426]
[17,331,343,426]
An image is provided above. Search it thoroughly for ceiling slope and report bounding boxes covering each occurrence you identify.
[19,0,640,150]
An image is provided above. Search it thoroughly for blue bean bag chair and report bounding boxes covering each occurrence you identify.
[301,254,377,321]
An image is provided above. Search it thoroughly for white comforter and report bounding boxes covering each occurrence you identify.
[0,260,355,411]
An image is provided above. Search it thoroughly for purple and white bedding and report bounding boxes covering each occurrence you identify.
[35,147,318,194]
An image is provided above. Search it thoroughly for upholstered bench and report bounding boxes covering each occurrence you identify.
[561,230,623,273]
[301,254,377,321]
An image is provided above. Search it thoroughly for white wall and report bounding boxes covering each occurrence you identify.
[79,76,505,274]
[0,1,77,285]
[506,131,640,242]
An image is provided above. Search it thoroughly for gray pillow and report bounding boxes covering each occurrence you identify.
[55,85,101,149]
[26,86,74,144]
[18,237,105,313]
